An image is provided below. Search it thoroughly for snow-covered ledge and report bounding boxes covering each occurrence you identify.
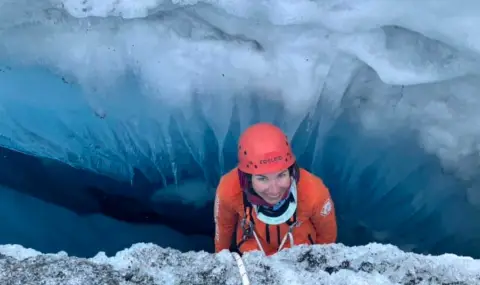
[0,243,478,285]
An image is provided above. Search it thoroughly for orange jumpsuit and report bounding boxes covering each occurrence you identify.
[214,167,337,256]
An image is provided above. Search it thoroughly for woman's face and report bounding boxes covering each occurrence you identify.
[251,169,291,205]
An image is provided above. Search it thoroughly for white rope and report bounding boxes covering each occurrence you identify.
[232,252,251,285]
[278,221,298,252]
[252,230,266,255]
[277,231,294,252]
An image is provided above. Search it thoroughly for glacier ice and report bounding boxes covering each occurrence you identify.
[0,183,211,257]
[1,242,480,285]
[1,0,480,266]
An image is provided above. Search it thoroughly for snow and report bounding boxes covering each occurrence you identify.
[0,242,479,285]
[1,0,480,183]
[1,0,480,280]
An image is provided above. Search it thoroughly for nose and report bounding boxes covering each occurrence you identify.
[266,181,282,196]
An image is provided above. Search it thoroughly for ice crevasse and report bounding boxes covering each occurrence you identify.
[1,0,480,279]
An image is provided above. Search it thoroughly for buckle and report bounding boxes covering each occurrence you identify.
[241,218,253,239]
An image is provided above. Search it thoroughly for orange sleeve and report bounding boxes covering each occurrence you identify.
[214,178,238,253]
[310,180,337,244]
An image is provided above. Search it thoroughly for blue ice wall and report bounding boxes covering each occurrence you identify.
[1,60,480,258]
[2,0,480,260]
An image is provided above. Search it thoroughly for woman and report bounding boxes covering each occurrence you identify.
[214,122,337,256]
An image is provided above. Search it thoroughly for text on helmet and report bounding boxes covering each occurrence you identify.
[259,156,283,164]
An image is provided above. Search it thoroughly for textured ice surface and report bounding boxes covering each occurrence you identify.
[1,0,480,183]
[1,0,480,259]
[0,243,479,285]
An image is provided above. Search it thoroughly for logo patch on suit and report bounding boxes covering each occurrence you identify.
[320,199,332,217]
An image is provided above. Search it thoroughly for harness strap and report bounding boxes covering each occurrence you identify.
[278,220,299,251]
[238,190,300,254]
[238,191,266,255]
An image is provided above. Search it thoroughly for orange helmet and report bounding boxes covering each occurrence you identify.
[237,122,296,175]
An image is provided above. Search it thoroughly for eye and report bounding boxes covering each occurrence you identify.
[254,176,267,182]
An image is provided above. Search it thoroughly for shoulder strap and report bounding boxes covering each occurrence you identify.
[242,190,254,225]
[237,191,254,250]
